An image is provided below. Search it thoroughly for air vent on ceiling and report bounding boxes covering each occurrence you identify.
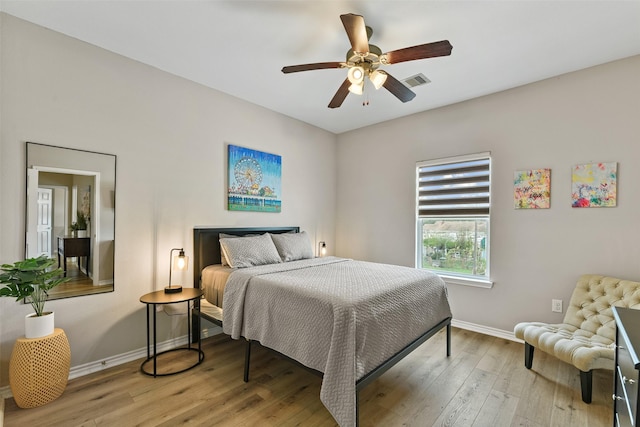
[402,73,431,88]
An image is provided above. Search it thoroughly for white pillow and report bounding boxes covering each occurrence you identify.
[269,231,314,262]
[219,233,282,268]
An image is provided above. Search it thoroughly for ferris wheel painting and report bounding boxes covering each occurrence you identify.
[228,144,282,212]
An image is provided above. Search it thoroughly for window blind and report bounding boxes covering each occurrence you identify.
[417,156,490,217]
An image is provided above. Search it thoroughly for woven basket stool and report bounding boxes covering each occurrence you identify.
[9,328,71,408]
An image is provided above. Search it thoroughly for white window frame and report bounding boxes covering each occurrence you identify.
[416,152,493,288]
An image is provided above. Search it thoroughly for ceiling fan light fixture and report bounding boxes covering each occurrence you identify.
[347,66,365,85]
[281,13,452,109]
[369,70,387,90]
[348,82,364,95]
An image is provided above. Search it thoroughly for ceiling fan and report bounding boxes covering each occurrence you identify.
[281,13,453,108]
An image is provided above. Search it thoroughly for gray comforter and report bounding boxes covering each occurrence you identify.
[222,256,451,427]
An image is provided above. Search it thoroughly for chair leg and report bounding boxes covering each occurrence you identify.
[580,370,593,403]
[524,342,534,369]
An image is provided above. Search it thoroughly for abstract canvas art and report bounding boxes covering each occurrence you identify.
[571,162,617,208]
[228,144,282,212]
[514,168,551,209]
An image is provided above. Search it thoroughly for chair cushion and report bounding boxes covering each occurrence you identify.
[514,321,615,372]
[514,274,640,372]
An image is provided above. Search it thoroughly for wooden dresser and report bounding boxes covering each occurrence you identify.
[612,306,640,427]
[57,236,90,276]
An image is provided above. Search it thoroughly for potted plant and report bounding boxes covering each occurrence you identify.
[70,222,79,237]
[72,210,88,238]
[0,255,68,338]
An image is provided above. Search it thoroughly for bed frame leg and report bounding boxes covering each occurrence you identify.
[244,339,252,383]
[191,311,200,344]
[446,323,451,357]
[355,391,360,427]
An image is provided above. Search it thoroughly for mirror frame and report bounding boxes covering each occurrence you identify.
[25,142,116,299]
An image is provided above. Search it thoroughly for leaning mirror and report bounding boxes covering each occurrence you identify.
[26,142,116,299]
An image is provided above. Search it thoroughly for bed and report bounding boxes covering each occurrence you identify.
[192,226,452,427]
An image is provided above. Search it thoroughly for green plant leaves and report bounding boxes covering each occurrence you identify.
[0,255,69,316]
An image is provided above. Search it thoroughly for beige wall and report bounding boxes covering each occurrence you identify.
[336,55,640,332]
[2,11,639,388]
[0,14,337,386]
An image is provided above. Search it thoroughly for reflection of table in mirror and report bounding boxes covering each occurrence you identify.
[57,237,90,277]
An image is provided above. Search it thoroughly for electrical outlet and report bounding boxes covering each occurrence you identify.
[552,299,563,313]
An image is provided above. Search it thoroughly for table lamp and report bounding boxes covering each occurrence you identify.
[318,241,327,257]
[165,248,188,293]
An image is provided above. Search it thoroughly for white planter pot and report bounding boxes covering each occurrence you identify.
[25,311,55,339]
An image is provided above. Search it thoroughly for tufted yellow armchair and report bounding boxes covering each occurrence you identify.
[514,274,640,403]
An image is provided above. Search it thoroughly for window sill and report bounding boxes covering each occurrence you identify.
[438,274,494,289]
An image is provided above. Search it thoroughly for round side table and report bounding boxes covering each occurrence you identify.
[139,288,205,377]
[9,328,71,408]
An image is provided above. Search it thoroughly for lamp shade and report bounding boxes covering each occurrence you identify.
[348,82,364,95]
[369,70,387,90]
[166,248,188,293]
[318,241,327,257]
[347,66,365,85]
[172,251,189,270]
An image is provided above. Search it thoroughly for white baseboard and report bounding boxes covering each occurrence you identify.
[0,385,10,427]
[69,325,222,379]
[0,387,10,399]
[451,319,523,343]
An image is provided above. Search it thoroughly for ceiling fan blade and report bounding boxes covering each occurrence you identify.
[382,72,416,103]
[282,62,343,74]
[383,40,452,64]
[328,78,351,109]
[340,13,369,54]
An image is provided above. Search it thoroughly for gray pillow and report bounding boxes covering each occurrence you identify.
[219,233,258,266]
[270,231,314,262]
[219,233,282,268]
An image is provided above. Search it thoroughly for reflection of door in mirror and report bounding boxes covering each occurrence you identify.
[36,187,53,257]
[26,142,115,300]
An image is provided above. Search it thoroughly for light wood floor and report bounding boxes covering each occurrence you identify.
[3,327,613,426]
[47,262,113,300]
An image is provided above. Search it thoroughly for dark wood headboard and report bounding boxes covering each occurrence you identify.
[192,226,300,288]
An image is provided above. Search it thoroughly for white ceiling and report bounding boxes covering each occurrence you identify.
[2,1,640,134]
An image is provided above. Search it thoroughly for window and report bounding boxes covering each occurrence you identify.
[416,153,491,284]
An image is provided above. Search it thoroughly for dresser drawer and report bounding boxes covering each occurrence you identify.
[619,340,639,422]
[613,307,640,427]
[615,408,631,427]
[616,366,636,424]
[615,395,633,427]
